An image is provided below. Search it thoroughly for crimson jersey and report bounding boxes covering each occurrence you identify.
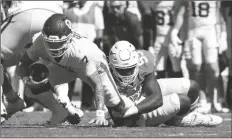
[115,50,155,102]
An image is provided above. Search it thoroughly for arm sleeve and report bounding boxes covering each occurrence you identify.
[94,6,105,30]
[85,60,105,111]
[136,73,163,114]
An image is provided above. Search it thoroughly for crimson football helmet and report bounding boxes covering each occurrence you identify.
[42,14,73,58]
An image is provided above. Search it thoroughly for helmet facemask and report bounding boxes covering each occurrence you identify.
[42,36,70,58]
[111,64,139,86]
[42,14,73,59]
[109,40,139,87]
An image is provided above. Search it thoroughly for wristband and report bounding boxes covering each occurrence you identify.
[96,110,105,117]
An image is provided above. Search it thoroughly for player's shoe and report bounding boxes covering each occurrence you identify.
[5,95,26,118]
[212,103,230,113]
[194,103,212,114]
[166,112,222,127]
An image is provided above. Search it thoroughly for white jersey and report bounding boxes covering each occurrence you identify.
[8,1,63,16]
[154,1,175,36]
[27,31,107,85]
[187,1,221,28]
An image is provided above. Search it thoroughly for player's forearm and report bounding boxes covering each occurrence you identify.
[94,84,105,111]
[136,94,163,114]
[54,83,72,108]
[137,73,163,114]
[87,71,105,111]
[172,6,186,32]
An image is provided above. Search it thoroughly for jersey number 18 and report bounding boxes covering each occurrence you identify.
[191,2,210,17]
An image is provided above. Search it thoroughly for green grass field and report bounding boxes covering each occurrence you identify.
[1,111,231,138]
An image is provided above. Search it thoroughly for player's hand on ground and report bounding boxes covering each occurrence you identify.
[89,110,109,126]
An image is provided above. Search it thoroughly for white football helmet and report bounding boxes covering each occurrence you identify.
[109,41,139,86]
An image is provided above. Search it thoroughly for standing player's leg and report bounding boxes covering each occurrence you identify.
[203,26,220,112]
[169,52,183,78]
[185,37,210,113]
[150,36,168,79]
[226,11,232,110]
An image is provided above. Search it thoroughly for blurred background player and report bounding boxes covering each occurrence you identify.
[170,0,229,113]
[148,1,183,79]
[1,1,63,122]
[221,1,232,110]
[103,0,143,53]
[107,41,222,127]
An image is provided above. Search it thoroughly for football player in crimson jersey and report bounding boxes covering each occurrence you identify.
[107,41,222,127]
[18,14,131,126]
[1,1,63,123]
[170,0,228,113]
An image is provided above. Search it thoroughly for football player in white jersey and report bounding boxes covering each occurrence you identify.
[170,0,227,113]
[1,1,64,123]
[149,1,183,78]
[18,14,129,126]
[107,40,222,127]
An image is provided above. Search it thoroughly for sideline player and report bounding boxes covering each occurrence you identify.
[1,1,64,123]
[18,14,132,126]
[148,1,183,78]
[107,41,222,127]
[170,0,227,113]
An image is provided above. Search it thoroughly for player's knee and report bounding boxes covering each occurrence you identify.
[205,63,220,77]
[187,80,200,104]
[177,94,191,116]
[187,63,201,73]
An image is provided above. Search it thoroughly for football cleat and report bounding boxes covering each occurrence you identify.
[167,112,222,127]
